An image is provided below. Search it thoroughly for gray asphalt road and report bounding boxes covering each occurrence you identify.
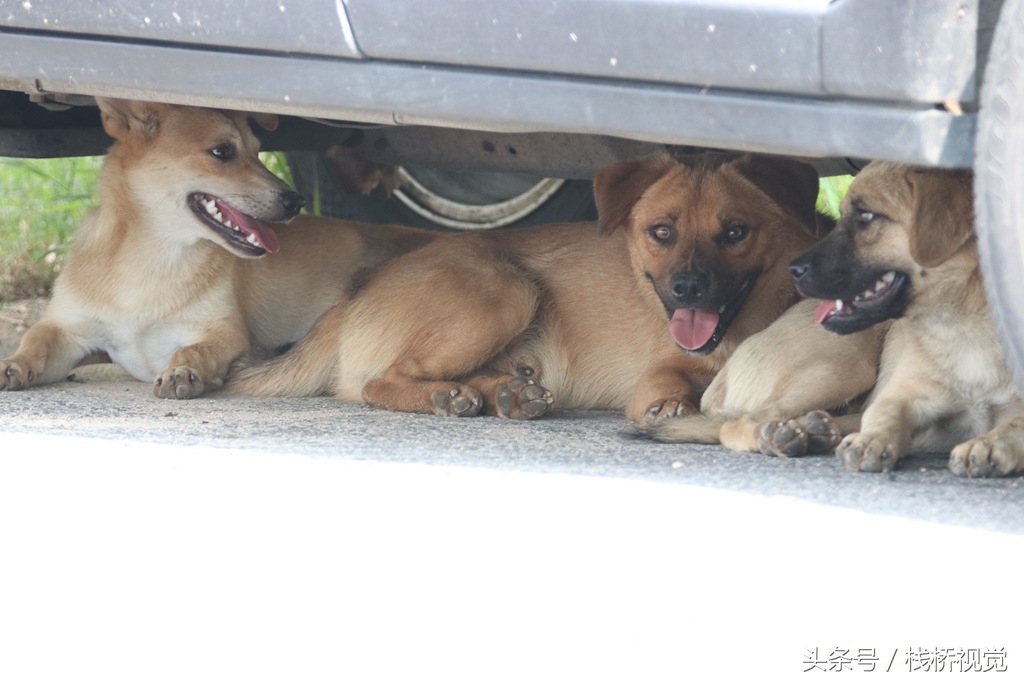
[2,374,1022,682]
[2,374,1021,533]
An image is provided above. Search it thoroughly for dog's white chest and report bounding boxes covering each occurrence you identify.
[921,317,1007,398]
[47,263,229,382]
[105,323,197,382]
[912,314,1019,441]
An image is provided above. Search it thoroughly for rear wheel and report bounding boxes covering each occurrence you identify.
[285,151,597,231]
[975,0,1024,389]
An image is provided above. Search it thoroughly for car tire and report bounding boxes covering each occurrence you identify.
[975,0,1024,389]
[285,150,597,231]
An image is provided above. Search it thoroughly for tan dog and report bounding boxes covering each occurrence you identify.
[656,162,1024,477]
[650,297,884,451]
[227,153,826,423]
[0,99,433,398]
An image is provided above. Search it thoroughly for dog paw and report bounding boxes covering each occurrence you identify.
[0,360,35,391]
[757,420,807,457]
[644,398,698,427]
[154,367,206,399]
[495,376,553,419]
[836,432,900,472]
[949,436,1024,478]
[431,385,483,417]
[757,410,841,457]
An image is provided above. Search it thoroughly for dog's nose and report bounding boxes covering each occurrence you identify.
[788,261,810,282]
[280,191,305,219]
[670,273,709,304]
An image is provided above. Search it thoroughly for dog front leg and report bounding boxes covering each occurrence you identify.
[628,363,707,426]
[1,318,89,390]
[835,394,915,472]
[154,326,249,399]
[949,401,1024,477]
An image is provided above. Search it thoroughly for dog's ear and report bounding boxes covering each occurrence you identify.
[730,155,821,236]
[96,98,162,141]
[248,112,279,132]
[908,169,975,268]
[593,154,677,236]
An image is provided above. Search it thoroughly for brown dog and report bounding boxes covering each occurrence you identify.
[227,153,826,423]
[655,162,1024,477]
[0,99,433,398]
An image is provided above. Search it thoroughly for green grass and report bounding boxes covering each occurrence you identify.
[0,156,103,300]
[817,175,853,219]
[0,154,853,304]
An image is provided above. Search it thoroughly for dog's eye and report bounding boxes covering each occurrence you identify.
[857,209,875,225]
[723,224,749,244]
[649,224,674,243]
[209,143,237,161]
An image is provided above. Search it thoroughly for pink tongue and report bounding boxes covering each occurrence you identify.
[669,309,720,350]
[815,299,837,325]
[217,201,280,254]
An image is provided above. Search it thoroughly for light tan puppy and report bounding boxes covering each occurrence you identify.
[0,99,433,398]
[656,162,1024,477]
[228,153,827,424]
[652,298,884,452]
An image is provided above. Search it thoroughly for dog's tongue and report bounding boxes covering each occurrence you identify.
[669,308,720,350]
[218,201,280,254]
[815,299,837,324]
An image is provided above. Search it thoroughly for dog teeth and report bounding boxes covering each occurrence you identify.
[835,299,844,311]
[198,195,258,245]
[200,197,232,229]
[718,305,726,314]
[853,272,897,302]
